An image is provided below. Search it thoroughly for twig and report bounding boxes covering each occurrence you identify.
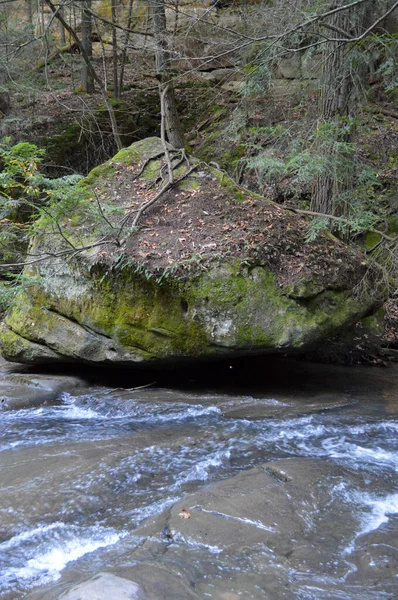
[130,162,202,230]
[93,189,116,230]
[85,6,153,37]
[101,381,157,395]
[54,220,77,250]
[319,22,354,39]
[133,151,166,180]
[366,239,385,254]
[131,181,173,229]
[115,382,157,393]
[0,239,115,270]
[38,204,77,251]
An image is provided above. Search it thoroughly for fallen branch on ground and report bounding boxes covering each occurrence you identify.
[108,382,157,394]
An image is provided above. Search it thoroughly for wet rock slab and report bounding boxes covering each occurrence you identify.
[59,573,147,600]
[106,458,380,600]
[103,387,355,421]
[4,360,398,600]
[0,357,88,410]
[220,392,355,419]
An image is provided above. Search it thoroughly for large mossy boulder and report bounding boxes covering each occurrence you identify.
[0,138,384,366]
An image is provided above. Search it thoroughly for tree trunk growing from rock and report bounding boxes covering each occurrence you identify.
[151,0,185,149]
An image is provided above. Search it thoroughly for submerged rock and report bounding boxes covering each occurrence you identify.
[95,457,396,600]
[0,137,384,367]
[58,573,146,600]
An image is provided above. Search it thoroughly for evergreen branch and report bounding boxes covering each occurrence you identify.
[288,209,397,242]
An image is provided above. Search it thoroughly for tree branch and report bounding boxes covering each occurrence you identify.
[0,240,115,270]
[85,5,153,37]
[289,208,397,242]
[130,162,202,230]
[320,21,354,39]
[44,0,123,150]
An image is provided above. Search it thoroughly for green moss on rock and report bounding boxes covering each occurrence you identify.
[1,255,374,365]
[0,137,383,366]
[0,322,60,363]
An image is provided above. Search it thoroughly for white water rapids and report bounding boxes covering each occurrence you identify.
[0,363,397,599]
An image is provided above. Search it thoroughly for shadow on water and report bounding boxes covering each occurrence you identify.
[12,353,398,397]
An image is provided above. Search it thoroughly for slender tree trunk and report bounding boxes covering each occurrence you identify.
[45,0,123,150]
[111,0,119,98]
[151,0,185,149]
[81,0,94,93]
[118,0,134,98]
[58,0,66,45]
[41,0,46,36]
[310,0,370,219]
[26,0,34,36]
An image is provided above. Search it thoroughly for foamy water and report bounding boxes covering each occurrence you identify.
[0,522,125,593]
[1,381,397,598]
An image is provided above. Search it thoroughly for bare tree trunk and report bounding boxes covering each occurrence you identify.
[118,0,134,98]
[151,0,185,149]
[111,0,119,98]
[40,0,46,36]
[26,0,34,36]
[81,0,94,93]
[45,0,123,150]
[58,0,66,45]
[311,2,352,216]
[310,0,370,219]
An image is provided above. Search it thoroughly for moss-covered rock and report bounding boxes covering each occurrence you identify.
[0,260,375,366]
[0,138,385,366]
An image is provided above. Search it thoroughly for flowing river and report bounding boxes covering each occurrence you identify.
[0,359,397,599]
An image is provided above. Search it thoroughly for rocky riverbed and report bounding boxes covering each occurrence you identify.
[0,358,397,599]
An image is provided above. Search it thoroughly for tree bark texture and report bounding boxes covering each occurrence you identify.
[310,0,371,218]
[26,0,34,36]
[118,0,134,98]
[151,0,185,149]
[111,0,119,98]
[58,0,66,45]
